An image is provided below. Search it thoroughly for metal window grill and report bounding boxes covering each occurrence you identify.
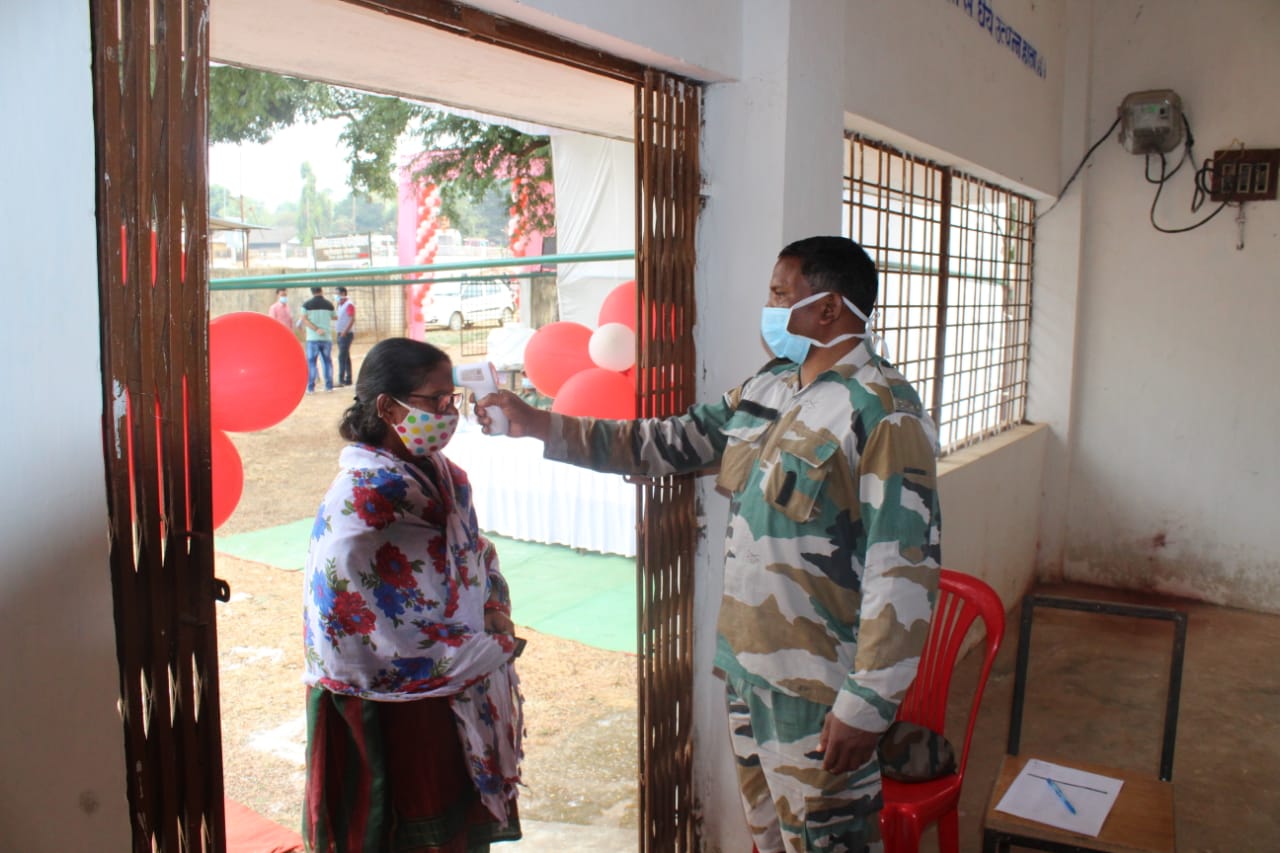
[843,134,1035,454]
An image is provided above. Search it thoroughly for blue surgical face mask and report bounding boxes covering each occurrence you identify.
[760,290,873,363]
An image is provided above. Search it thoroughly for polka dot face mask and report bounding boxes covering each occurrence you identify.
[391,400,459,456]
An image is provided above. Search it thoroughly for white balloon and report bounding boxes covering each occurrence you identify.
[588,323,636,372]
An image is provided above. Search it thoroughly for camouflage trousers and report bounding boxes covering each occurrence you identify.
[725,675,883,853]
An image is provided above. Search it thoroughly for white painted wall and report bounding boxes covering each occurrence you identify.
[0,2,131,850]
[1027,2,1095,582]
[937,425,1050,607]
[836,0,1073,611]
[1063,0,1280,612]
[694,3,848,847]
[464,0,744,81]
[844,0,1067,196]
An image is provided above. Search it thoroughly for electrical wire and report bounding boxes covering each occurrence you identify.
[1149,187,1229,233]
[1033,114,1122,224]
[1144,113,1195,185]
[1147,115,1231,234]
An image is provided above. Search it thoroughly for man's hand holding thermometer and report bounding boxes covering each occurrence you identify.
[452,362,509,434]
[458,362,551,440]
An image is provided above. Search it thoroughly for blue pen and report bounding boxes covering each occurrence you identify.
[1045,778,1077,815]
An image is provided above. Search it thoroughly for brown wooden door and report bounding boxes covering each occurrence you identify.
[634,68,701,853]
[91,0,226,849]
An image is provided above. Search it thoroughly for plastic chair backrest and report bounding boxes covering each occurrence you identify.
[1006,595,1187,781]
[895,569,1006,776]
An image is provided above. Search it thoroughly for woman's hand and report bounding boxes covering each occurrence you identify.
[485,610,515,636]
[475,390,552,440]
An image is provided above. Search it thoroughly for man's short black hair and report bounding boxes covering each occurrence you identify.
[337,286,349,295]
[777,236,878,316]
[310,287,323,295]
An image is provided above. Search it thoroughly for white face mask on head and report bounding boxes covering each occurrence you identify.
[391,401,458,456]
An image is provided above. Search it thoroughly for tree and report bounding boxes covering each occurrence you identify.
[331,192,398,236]
[296,163,333,246]
[209,66,554,236]
[209,183,272,225]
[429,184,516,245]
[209,66,338,145]
[404,114,554,235]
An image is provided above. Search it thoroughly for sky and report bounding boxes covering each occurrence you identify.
[208,104,551,214]
[208,118,359,211]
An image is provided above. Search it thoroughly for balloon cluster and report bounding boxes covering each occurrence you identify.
[208,312,308,528]
[522,280,639,418]
[407,182,443,334]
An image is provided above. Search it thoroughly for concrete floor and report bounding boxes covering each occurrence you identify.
[500,581,1280,852]
[505,819,636,851]
[937,582,1280,853]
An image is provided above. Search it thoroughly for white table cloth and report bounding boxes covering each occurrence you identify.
[444,420,637,557]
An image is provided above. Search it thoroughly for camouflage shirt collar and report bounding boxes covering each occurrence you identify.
[821,337,876,382]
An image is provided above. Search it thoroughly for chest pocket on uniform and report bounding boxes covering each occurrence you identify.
[763,440,840,523]
[715,416,771,495]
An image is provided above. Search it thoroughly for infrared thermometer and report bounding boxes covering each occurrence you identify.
[453,361,507,435]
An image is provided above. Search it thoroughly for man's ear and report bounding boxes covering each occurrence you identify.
[820,292,842,322]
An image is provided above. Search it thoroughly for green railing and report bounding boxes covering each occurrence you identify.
[211,249,637,360]
[210,250,635,290]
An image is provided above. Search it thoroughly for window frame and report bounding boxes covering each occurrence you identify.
[843,133,1036,455]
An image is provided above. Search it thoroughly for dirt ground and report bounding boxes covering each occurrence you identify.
[215,336,638,833]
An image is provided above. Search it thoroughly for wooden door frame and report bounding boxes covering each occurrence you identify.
[94,2,702,850]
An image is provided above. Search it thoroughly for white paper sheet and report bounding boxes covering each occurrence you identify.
[994,758,1124,837]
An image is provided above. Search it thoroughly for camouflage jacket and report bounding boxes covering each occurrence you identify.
[544,342,941,733]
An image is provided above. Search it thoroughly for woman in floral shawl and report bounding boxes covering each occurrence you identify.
[302,338,523,852]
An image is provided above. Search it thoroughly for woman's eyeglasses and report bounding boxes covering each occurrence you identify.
[402,391,463,414]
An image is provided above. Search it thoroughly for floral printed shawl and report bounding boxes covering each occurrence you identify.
[303,443,522,823]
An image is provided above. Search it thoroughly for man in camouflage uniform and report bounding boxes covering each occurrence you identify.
[480,236,940,852]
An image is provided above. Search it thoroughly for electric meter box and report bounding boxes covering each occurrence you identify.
[1118,90,1185,155]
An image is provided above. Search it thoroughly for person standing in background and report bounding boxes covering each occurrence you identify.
[298,286,336,393]
[268,287,292,330]
[335,286,356,387]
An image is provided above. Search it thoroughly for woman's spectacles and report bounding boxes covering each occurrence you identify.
[402,391,463,414]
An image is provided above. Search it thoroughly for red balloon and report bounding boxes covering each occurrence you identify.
[596,279,679,342]
[552,368,636,419]
[523,321,595,397]
[210,428,244,529]
[597,280,637,330]
[210,311,308,432]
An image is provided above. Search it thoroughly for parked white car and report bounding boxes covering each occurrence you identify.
[421,279,518,330]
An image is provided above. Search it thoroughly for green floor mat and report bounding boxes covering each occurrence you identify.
[215,522,636,653]
[485,535,636,654]
[216,518,314,571]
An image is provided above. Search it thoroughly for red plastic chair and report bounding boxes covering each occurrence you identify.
[879,569,1006,853]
